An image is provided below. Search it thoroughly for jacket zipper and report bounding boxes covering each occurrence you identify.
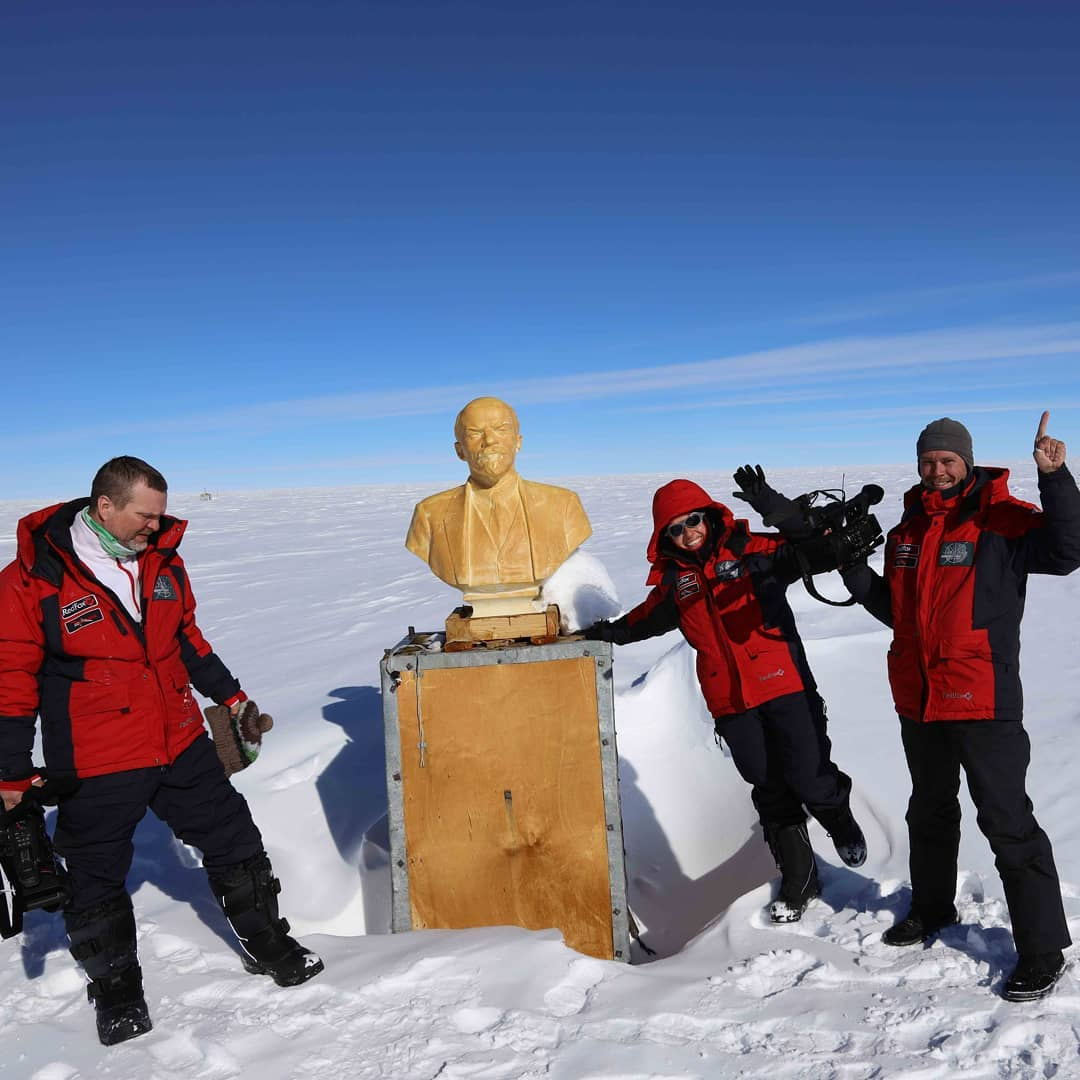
[915,511,946,720]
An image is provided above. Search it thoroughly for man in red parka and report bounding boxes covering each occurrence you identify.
[842,413,1080,1002]
[0,457,323,1045]
[586,473,866,923]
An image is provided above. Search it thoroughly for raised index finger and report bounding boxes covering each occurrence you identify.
[1036,410,1050,442]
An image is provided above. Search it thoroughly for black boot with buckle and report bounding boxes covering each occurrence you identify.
[67,896,152,1046]
[209,853,324,987]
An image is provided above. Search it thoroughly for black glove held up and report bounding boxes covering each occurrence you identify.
[732,464,769,504]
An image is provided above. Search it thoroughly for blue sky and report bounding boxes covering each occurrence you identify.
[3,0,1079,499]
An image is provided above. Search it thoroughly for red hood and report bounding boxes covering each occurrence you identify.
[15,499,188,574]
[15,502,64,572]
[647,479,738,565]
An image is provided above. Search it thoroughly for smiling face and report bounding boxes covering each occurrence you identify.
[666,509,709,553]
[918,450,969,492]
[93,480,167,552]
[454,397,522,488]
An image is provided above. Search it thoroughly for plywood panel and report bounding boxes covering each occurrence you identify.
[396,656,614,959]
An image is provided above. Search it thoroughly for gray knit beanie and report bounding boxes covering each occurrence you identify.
[916,417,974,470]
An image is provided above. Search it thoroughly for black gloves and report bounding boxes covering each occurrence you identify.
[206,700,274,777]
[839,562,875,602]
[732,464,769,504]
[733,463,805,533]
[582,620,617,642]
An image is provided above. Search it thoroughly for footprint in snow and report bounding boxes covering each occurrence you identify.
[543,956,608,1017]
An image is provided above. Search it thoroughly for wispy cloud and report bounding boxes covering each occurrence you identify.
[796,272,1080,327]
[5,320,1080,448]
[205,320,1080,426]
[631,395,1080,420]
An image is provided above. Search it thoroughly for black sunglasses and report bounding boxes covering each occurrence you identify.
[666,511,706,539]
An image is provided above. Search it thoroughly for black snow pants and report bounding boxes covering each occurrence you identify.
[53,733,264,917]
[899,715,1070,958]
[714,689,853,833]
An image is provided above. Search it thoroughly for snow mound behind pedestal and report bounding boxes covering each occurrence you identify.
[540,549,622,631]
[613,639,773,956]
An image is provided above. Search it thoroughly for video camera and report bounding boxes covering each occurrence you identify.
[769,483,885,606]
[0,786,73,939]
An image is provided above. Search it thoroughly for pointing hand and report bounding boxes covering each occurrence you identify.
[1033,410,1067,474]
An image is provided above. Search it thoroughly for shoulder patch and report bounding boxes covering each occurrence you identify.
[153,574,178,601]
[712,559,742,581]
[938,541,975,567]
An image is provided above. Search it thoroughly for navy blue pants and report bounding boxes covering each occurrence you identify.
[714,690,853,831]
[53,733,264,916]
[899,715,1070,957]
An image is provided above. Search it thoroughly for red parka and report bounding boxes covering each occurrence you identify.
[0,499,242,781]
[608,479,816,717]
[855,466,1080,722]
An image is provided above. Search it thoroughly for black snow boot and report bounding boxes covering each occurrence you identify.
[1003,950,1066,1002]
[765,822,821,923]
[881,908,959,947]
[209,853,324,987]
[817,806,867,868]
[87,966,152,1046]
[67,896,153,1046]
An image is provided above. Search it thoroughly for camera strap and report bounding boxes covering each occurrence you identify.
[794,547,856,607]
[0,858,21,939]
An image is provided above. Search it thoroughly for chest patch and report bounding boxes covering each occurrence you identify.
[938,541,975,567]
[712,559,742,582]
[894,542,920,569]
[152,574,178,601]
[676,572,701,600]
[64,608,104,635]
[61,594,99,620]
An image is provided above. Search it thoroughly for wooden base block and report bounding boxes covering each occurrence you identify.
[445,604,560,649]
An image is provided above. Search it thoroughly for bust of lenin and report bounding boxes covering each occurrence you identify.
[405,397,592,617]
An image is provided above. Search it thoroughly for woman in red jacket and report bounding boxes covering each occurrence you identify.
[587,472,865,923]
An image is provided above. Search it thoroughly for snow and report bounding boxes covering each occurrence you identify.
[3,463,1080,1078]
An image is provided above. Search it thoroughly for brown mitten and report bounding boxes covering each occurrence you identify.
[205,701,274,777]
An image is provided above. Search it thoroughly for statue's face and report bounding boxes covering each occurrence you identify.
[455,399,522,487]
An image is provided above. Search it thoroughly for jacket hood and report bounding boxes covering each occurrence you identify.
[647,479,738,565]
[15,499,188,576]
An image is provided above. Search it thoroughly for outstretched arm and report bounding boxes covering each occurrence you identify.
[585,584,680,645]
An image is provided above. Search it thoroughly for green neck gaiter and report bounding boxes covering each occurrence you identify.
[81,507,139,559]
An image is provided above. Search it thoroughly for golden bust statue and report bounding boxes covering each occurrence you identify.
[405,397,592,616]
